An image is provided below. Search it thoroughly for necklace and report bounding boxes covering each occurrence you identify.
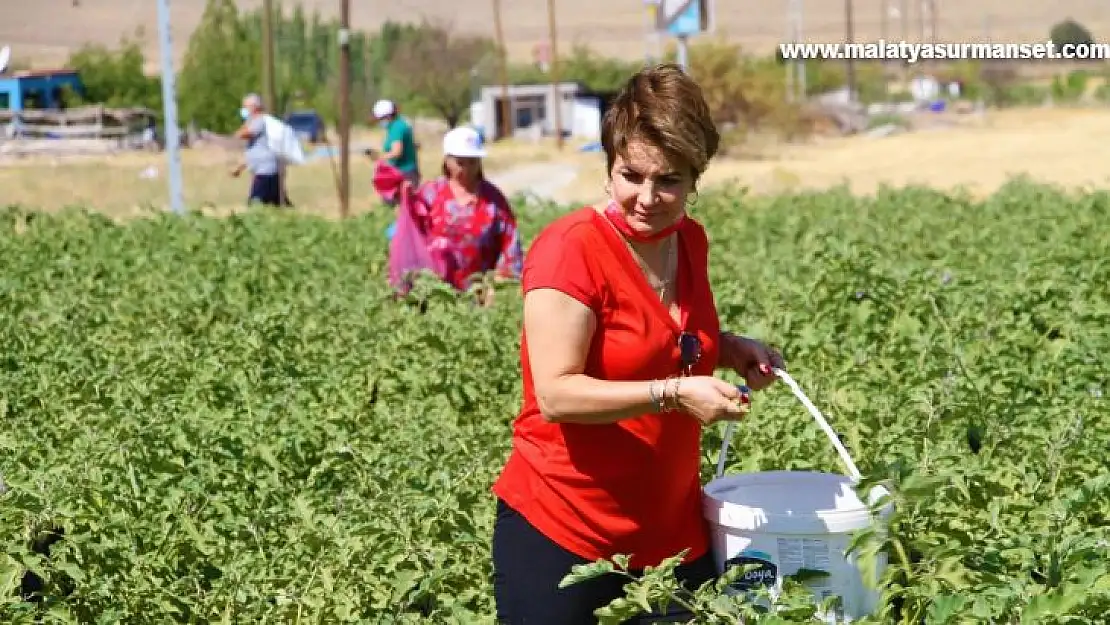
[597,205,679,301]
[617,227,678,301]
[641,237,677,301]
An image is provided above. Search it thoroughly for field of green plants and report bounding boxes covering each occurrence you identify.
[1,179,1107,624]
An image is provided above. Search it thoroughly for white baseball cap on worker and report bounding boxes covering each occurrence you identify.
[442,126,487,158]
[372,99,396,119]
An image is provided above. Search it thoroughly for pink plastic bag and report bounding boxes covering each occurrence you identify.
[388,186,447,293]
[372,161,406,204]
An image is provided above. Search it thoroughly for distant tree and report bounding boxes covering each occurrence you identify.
[508,45,641,92]
[65,32,161,111]
[682,39,770,129]
[978,63,1023,106]
[386,20,498,127]
[559,46,642,92]
[177,0,259,133]
[170,1,484,131]
[660,38,813,147]
[371,21,425,92]
[1050,18,1094,48]
[239,2,380,123]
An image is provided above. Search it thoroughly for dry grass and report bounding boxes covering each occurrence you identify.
[5,107,1110,218]
[4,0,1110,70]
[695,107,1110,198]
[553,106,1110,204]
[1,149,354,219]
[0,124,591,218]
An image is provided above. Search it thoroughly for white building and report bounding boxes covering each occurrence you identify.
[469,82,607,142]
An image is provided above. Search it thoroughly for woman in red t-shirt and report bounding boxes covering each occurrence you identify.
[490,64,785,624]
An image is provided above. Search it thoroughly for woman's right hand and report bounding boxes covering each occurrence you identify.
[675,376,750,425]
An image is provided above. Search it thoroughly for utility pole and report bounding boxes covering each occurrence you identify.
[880,0,887,42]
[785,0,795,103]
[262,0,277,112]
[900,0,909,83]
[676,36,689,72]
[156,0,184,214]
[845,0,856,102]
[644,0,666,65]
[338,0,351,218]
[883,0,897,100]
[796,0,805,100]
[492,0,512,140]
[929,0,937,46]
[546,0,563,150]
[880,0,888,89]
[785,0,805,102]
[928,0,937,72]
[918,0,926,43]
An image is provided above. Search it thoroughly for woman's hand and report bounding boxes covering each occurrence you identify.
[720,333,785,391]
[674,376,750,425]
[476,284,495,307]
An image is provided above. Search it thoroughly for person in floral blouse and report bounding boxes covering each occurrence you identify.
[407,126,524,298]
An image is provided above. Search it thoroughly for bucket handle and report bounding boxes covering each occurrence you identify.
[715,367,863,482]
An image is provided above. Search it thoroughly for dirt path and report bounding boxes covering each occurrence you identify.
[487,162,581,203]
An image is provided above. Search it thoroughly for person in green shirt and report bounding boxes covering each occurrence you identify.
[370,99,420,186]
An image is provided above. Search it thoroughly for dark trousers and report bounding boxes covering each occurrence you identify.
[492,499,718,625]
[248,172,293,207]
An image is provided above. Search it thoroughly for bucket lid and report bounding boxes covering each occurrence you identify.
[703,471,891,535]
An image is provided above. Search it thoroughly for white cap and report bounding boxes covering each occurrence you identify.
[442,126,487,158]
[372,99,396,119]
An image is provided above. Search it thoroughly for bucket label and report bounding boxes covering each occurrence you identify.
[776,537,832,587]
[724,549,778,591]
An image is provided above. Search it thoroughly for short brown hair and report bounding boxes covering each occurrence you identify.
[600,63,720,186]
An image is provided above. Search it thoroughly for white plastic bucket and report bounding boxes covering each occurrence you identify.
[702,368,892,622]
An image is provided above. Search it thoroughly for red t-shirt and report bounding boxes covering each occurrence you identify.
[491,206,721,570]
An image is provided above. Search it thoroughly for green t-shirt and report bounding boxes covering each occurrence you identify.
[383,117,418,174]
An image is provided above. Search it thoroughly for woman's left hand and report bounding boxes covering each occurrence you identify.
[720,332,785,391]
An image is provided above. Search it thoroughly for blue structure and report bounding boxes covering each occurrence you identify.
[284,110,326,143]
[659,0,710,37]
[0,70,85,112]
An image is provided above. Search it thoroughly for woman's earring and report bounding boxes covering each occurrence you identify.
[686,190,700,207]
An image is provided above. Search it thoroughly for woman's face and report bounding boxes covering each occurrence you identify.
[607,138,693,236]
[445,155,481,183]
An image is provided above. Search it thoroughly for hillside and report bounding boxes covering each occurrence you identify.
[2,0,1109,71]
